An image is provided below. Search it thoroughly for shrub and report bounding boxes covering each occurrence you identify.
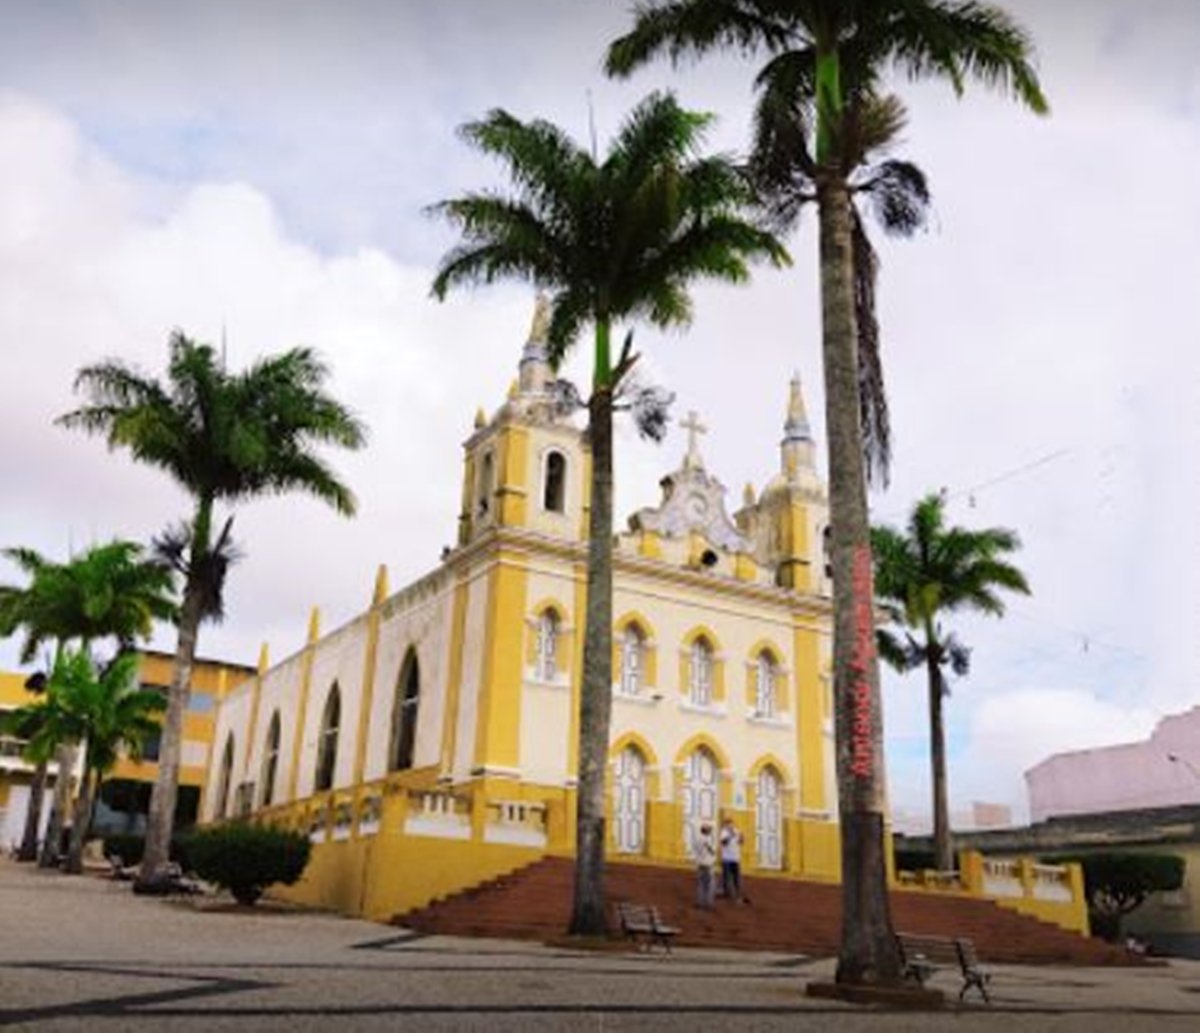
[186,824,311,906]
[102,833,191,870]
[1056,852,1186,941]
[894,848,938,873]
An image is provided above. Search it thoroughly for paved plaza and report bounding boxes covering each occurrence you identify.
[2,859,1199,1031]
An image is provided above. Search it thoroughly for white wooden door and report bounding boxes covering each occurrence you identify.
[682,748,718,857]
[755,767,783,869]
[613,746,646,854]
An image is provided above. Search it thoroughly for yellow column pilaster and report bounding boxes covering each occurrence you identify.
[241,643,270,779]
[566,563,587,776]
[497,425,529,526]
[438,573,471,779]
[352,565,389,786]
[472,551,529,771]
[794,622,826,812]
[287,607,321,802]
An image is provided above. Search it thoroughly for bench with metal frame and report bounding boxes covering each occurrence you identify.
[614,901,681,953]
[895,932,992,1003]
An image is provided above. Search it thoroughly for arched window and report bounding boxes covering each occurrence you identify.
[314,684,340,792]
[620,624,644,696]
[543,451,566,513]
[690,638,714,706]
[536,610,560,681]
[259,712,281,808]
[477,450,494,519]
[755,651,777,718]
[390,649,420,772]
[216,734,235,819]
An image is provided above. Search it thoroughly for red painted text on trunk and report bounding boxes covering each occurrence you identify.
[848,544,876,779]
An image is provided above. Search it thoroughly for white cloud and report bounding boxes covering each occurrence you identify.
[2,0,1199,824]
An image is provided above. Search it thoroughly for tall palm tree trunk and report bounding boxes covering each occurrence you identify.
[818,173,902,985]
[570,325,617,936]
[66,767,97,874]
[138,500,211,888]
[39,741,76,868]
[17,759,48,861]
[926,651,953,871]
[137,578,202,885]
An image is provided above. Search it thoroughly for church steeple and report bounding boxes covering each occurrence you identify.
[517,292,553,396]
[781,373,816,483]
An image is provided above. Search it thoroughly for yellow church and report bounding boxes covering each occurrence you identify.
[206,301,843,920]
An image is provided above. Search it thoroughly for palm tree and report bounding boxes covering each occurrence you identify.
[872,492,1029,872]
[430,91,787,935]
[10,650,166,873]
[58,332,366,889]
[606,0,1046,985]
[0,542,175,863]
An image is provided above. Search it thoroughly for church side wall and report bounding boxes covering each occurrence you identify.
[363,578,454,781]
[451,564,492,780]
[294,617,371,798]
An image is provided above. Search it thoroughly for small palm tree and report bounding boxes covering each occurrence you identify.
[606,0,1046,984]
[58,332,366,888]
[873,492,1029,873]
[0,542,175,863]
[17,649,167,874]
[431,91,787,935]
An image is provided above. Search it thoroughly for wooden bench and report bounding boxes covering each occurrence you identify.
[615,902,680,953]
[896,932,991,1003]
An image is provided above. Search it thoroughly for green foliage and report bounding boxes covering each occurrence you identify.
[430,90,789,382]
[101,833,191,870]
[0,541,175,664]
[186,824,311,906]
[1057,852,1186,940]
[894,848,937,873]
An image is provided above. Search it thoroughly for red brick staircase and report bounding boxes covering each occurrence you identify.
[397,856,1137,965]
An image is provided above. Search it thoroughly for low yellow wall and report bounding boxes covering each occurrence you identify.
[272,831,542,921]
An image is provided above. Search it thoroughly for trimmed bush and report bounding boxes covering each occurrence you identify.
[186,824,311,906]
[102,833,191,870]
[894,848,938,873]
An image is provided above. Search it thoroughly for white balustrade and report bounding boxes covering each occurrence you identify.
[484,799,548,847]
[404,790,470,840]
[982,857,1023,898]
[1030,862,1073,902]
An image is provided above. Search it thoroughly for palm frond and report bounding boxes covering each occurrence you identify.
[860,158,930,236]
[605,0,793,78]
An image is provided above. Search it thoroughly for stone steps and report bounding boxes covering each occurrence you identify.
[396,856,1136,966]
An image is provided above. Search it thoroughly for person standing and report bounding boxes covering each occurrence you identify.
[720,816,746,903]
[695,822,717,909]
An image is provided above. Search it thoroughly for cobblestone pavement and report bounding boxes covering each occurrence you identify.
[2,858,1199,1031]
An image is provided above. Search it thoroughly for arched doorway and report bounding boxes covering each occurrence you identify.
[613,745,647,854]
[681,746,719,858]
[755,766,784,869]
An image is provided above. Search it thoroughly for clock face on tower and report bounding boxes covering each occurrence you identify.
[685,493,709,521]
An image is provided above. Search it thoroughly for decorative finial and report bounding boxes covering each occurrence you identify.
[783,372,812,442]
[306,606,321,645]
[743,482,756,507]
[257,642,270,675]
[680,409,708,469]
[372,564,389,606]
[474,407,487,429]
[507,378,519,400]
[529,291,552,344]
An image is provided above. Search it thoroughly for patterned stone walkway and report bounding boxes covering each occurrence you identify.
[2,859,1198,1031]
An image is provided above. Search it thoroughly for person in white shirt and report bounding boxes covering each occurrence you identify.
[719,816,746,902]
[695,823,716,909]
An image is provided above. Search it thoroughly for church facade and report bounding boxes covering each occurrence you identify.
[204,303,844,919]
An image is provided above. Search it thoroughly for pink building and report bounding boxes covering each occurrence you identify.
[1026,706,1200,822]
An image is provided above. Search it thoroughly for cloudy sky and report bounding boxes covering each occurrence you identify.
[1,0,1197,822]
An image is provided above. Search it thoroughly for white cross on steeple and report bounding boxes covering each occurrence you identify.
[680,409,707,469]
